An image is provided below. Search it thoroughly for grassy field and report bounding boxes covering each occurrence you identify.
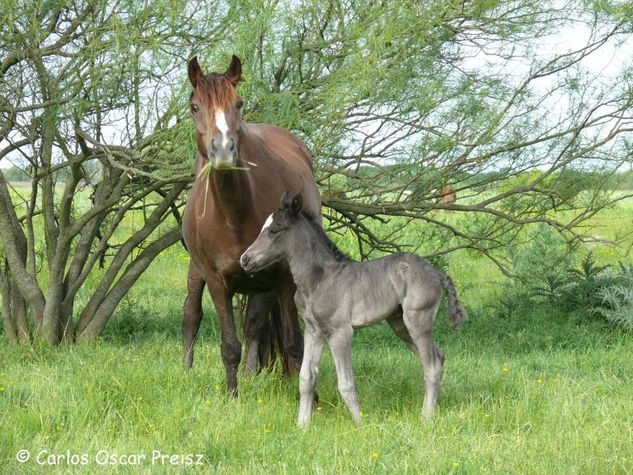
[1,199,633,473]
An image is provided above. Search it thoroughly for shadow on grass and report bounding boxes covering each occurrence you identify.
[99,297,221,347]
[94,292,627,354]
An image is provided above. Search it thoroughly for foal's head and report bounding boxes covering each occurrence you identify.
[188,55,244,169]
[240,193,304,273]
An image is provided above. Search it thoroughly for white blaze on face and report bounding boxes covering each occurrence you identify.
[241,213,274,267]
[260,213,274,234]
[214,110,229,147]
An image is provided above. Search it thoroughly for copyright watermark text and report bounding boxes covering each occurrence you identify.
[16,449,206,466]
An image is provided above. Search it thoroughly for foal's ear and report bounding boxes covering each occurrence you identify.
[281,191,292,210]
[188,56,203,88]
[225,55,242,86]
[290,193,303,215]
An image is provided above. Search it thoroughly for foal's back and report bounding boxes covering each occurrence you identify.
[316,253,443,328]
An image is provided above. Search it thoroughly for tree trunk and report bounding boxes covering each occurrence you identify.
[76,227,182,341]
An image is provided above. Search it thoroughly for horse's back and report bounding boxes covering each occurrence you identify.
[246,123,321,222]
[246,123,313,172]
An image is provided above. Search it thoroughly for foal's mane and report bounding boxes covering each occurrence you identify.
[192,73,238,109]
[300,211,350,262]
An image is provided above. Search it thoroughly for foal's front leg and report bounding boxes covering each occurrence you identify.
[328,325,361,424]
[298,324,325,428]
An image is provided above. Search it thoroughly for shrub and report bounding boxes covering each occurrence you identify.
[592,264,633,331]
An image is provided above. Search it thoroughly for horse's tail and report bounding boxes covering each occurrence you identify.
[437,271,467,330]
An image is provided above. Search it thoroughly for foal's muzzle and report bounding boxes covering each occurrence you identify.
[240,252,258,274]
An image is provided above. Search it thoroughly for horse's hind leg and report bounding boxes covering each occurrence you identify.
[243,292,275,374]
[276,279,304,375]
[402,306,444,418]
[183,265,205,369]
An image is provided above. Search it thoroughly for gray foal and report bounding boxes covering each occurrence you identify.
[241,193,467,427]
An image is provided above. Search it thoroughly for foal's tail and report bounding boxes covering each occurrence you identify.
[438,271,467,330]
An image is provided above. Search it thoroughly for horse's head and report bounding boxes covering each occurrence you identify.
[188,55,244,169]
[240,193,303,274]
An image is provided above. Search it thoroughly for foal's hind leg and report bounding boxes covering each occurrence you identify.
[402,306,444,418]
[183,265,205,369]
[388,316,445,367]
[387,315,420,357]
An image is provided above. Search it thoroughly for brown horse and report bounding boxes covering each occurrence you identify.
[182,55,321,396]
[435,186,457,213]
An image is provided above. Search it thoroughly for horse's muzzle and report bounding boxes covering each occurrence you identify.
[210,153,237,169]
[209,135,237,169]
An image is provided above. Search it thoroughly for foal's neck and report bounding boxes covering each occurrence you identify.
[286,218,341,292]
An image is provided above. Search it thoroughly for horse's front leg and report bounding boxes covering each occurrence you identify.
[207,276,241,397]
[183,264,205,369]
[276,278,304,375]
[328,325,361,424]
[298,324,325,428]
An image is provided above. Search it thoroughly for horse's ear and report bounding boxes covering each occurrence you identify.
[225,55,242,86]
[290,193,303,215]
[188,56,203,88]
[281,191,292,210]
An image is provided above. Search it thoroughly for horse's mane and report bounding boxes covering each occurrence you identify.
[300,211,351,262]
[192,73,238,109]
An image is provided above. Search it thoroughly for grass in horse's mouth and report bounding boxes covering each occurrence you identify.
[196,159,252,218]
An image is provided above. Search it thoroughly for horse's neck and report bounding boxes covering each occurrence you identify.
[197,128,257,225]
[207,169,252,223]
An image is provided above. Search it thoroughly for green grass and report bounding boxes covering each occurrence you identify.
[1,196,633,473]
[2,258,633,472]
[1,308,632,473]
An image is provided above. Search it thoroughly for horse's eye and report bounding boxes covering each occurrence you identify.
[269,225,281,236]
[236,100,243,110]
[191,104,199,113]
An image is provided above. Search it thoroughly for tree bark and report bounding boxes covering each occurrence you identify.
[76,227,182,341]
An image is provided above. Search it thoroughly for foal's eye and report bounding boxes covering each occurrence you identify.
[236,100,243,110]
[269,225,281,236]
[191,104,199,113]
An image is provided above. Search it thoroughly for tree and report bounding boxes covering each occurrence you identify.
[0,0,219,343]
[228,0,633,265]
[2,0,632,344]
